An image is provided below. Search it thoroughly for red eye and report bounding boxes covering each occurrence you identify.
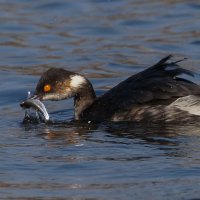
[44,84,51,92]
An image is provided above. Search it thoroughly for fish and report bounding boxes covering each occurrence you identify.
[20,91,49,123]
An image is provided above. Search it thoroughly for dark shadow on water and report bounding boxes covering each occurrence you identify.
[21,116,200,150]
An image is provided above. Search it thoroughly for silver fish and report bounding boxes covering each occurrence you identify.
[20,91,49,122]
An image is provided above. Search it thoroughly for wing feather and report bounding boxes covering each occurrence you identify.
[83,55,200,120]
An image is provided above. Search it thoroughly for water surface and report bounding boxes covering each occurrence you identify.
[0,0,200,199]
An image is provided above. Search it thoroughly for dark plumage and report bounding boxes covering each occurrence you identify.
[28,55,200,122]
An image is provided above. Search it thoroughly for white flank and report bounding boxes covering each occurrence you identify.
[70,75,86,88]
[169,95,200,116]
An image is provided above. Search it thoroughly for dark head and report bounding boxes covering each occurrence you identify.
[34,68,94,100]
[33,68,96,120]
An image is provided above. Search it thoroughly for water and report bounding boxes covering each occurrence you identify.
[0,0,200,199]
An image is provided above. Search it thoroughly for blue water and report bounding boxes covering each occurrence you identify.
[0,0,200,199]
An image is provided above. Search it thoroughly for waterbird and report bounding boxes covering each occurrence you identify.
[21,55,200,123]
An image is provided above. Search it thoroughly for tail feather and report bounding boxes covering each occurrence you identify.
[153,55,173,69]
[149,55,194,77]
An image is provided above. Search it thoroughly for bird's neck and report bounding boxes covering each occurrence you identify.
[74,80,96,120]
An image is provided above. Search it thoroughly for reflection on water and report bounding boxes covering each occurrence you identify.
[0,0,200,199]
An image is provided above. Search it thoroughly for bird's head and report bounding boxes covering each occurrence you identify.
[33,68,87,101]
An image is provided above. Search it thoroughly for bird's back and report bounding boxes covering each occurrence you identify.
[81,55,200,122]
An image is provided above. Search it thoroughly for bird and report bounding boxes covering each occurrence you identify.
[21,55,200,123]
